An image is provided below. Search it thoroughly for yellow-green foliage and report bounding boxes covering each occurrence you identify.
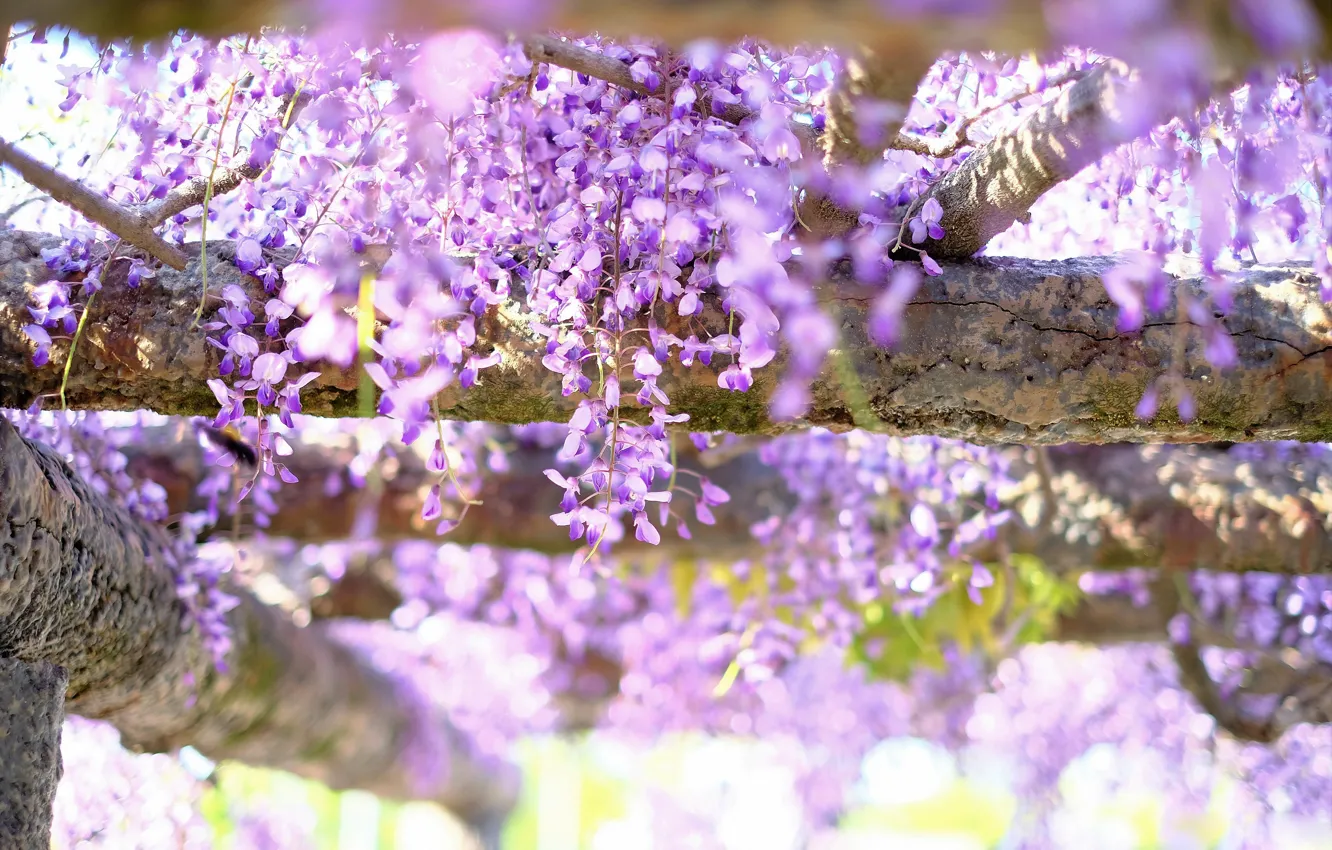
[650,554,1079,687]
[849,554,1081,682]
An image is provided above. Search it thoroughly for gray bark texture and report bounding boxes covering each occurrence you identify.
[3,230,1331,443]
[0,657,65,850]
[122,429,1332,579]
[0,418,517,829]
[116,423,1332,741]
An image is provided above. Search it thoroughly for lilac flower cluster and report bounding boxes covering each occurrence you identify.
[21,225,108,368]
[752,431,1013,658]
[22,28,970,554]
[51,717,214,849]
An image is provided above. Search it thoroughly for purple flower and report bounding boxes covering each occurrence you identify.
[234,237,264,273]
[633,347,662,379]
[277,373,320,425]
[968,563,995,605]
[633,511,661,545]
[24,324,52,366]
[208,331,260,377]
[264,298,294,338]
[364,363,454,433]
[247,130,280,171]
[125,259,155,288]
[544,469,581,512]
[242,352,289,406]
[869,265,920,346]
[719,364,752,392]
[207,378,245,427]
[910,503,939,544]
[909,198,945,243]
[292,309,358,366]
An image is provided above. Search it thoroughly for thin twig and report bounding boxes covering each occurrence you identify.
[135,90,311,227]
[0,195,42,225]
[890,66,1089,158]
[194,40,252,325]
[0,138,189,269]
[520,34,818,149]
[1164,575,1280,743]
[142,162,263,229]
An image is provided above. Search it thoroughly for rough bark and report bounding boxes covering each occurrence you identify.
[124,425,793,559]
[0,419,517,829]
[4,230,1332,443]
[119,428,1332,581]
[0,657,65,850]
[0,140,189,269]
[797,48,936,239]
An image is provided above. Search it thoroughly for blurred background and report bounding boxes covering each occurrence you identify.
[53,696,1332,849]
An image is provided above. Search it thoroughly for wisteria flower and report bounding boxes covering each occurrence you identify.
[909,198,945,243]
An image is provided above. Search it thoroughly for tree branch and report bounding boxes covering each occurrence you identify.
[1172,637,1282,742]
[913,62,1138,259]
[791,47,936,239]
[0,140,190,269]
[521,34,816,148]
[125,425,788,559]
[1055,585,1332,737]
[114,425,1332,585]
[4,230,1332,443]
[889,65,1090,159]
[822,47,932,167]
[0,657,66,850]
[132,90,312,228]
[0,418,518,830]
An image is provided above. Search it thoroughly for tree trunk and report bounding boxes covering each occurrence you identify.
[0,657,66,850]
[0,419,517,831]
[3,231,1330,443]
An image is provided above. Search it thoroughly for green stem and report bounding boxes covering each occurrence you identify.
[59,291,96,411]
[830,340,874,429]
[194,41,250,325]
[357,272,377,419]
